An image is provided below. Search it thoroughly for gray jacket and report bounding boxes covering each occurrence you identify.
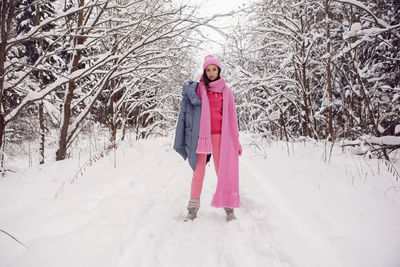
[173,81,210,171]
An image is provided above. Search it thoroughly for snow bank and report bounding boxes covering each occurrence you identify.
[0,134,399,267]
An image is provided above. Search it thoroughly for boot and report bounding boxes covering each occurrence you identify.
[184,199,200,221]
[224,207,236,222]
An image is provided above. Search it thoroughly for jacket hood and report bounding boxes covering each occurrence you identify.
[184,81,201,106]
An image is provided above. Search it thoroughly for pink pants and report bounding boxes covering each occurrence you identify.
[190,134,221,199]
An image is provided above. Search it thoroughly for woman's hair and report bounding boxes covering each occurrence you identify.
[203,67,221,88]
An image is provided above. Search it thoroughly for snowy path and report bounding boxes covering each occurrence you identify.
[1,135,400,267]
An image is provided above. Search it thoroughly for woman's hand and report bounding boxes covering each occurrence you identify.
[238,143,242,156]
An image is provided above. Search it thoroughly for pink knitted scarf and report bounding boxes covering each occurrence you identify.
[197,78,240,208]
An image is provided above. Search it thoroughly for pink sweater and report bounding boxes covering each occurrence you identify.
[197,85,223,134]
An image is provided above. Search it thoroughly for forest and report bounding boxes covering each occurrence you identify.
[0,0,399,171]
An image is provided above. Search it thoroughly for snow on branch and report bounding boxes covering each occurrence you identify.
[4,52,118,123]
[341,135,400,157]
[361,136,400,147]
[334,0,387,27]
[7,1,109,47]
[334,0,400,39]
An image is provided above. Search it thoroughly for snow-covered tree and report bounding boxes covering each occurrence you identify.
[53,0,216,160]
[12,0,59,164]
[0,0,223,163]
[223,0,400,149]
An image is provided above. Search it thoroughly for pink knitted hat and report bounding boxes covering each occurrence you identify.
[203,55,222,71]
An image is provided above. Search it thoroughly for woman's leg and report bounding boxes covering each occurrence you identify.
[189,134,221,199]
[186,153,207,221]
[190,153,207,199]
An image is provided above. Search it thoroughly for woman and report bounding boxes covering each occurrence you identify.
[174,55,242,222]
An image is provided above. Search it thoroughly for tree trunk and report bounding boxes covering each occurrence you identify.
[56,77,78,160]
[110,85,117,143]
[351,61,379,136]
[0,3,6,151]
[109,29,119,144]
[56,0,84,161]
[325,0,334,141]
[0,0,15,151]
[36,2,45,165]
[301,60,310,138]
[280,111,289,142]
[39,101,45,164]
[300,16,311,138]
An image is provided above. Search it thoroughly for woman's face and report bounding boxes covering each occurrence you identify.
[205,64,219,81]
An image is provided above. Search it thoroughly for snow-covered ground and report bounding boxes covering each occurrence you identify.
[1,133,400,267]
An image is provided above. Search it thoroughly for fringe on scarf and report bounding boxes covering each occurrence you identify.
[211,192,241,208]
[196,137,212,154]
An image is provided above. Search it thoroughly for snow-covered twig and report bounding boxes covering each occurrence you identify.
[70,143,117,184]
[0,229,28,248]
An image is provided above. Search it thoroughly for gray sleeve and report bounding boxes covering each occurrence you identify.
[173,85,188,160]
